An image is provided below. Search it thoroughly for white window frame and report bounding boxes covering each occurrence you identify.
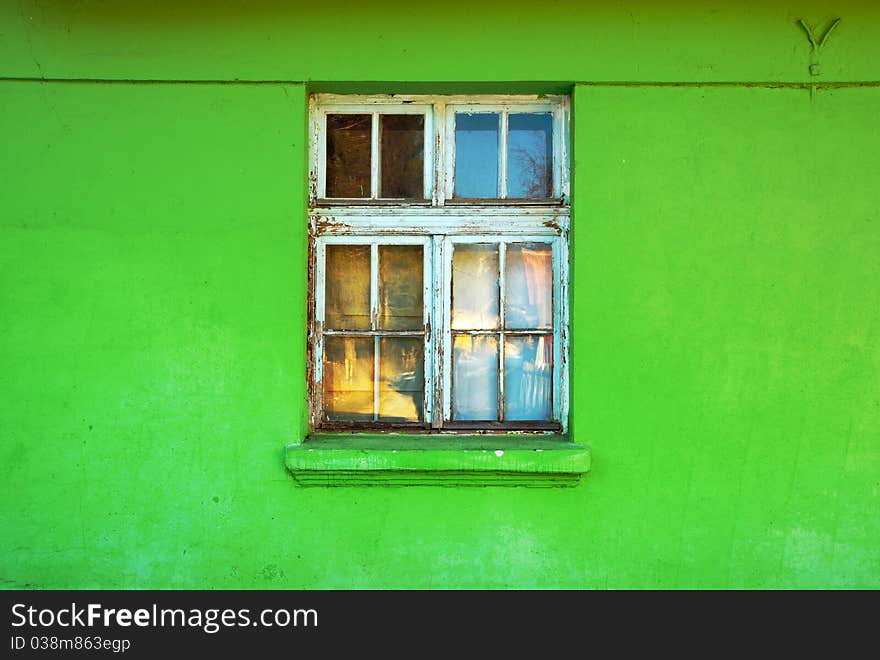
[440,235,568,429]
[308,94,571,434]
[312,101,434,202]
[315,235,434,426]
[443,102,568,201]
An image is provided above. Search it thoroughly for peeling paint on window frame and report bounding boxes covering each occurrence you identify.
[308,94,571,435]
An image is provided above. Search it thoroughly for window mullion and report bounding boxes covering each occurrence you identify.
[499,111,509,199]
[432,103,445,206]
[314,106,326,201]
[423,237,435,426]
[314,239,326,427]
[373,336,380,422]
[554,236,567,426]
[431,236,445,428]
[371,243,379,421]
[444,108,456,202]
[370,242,379,329]
[498,241,506,422]
[552,103,563,199]
[371,112,380,199]
[440,238,452,424]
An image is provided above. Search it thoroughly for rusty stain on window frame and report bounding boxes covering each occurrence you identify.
[308,94,571,435]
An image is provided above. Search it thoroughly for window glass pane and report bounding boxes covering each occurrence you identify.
[326,114,371,198]
[454,113,499,198]
[323,337,374,422]
[378,245,423,330]
[381,115,424,198]
[451,244,499,330]
[507,113,553,198]
[505,335,552,421]
[452,335,498,421]
[379,337,424,422]
[325,245,371,330]
[505,242,553,329]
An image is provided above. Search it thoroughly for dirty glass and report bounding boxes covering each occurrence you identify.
[505,242,553,329]
[505,335,552,420]
[379,337,424,422]
[381,115,424,198]
[324,244,371,330]
[452,335,498,420]
[378,245,423,330]
[507,113,553,198]
[323,337,374,421]
[326,114,371,198]
[451,244,499,330]
[454,113,499,198]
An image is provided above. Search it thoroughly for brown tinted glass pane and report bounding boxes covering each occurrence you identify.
[451,244,499,330]
[323,337,374,422]
[379,337,424,422]
[505,335,552,421]
[381,115,424,198]
[505,243,553,329]
[325,245,371,330]
[378,245,423,330]
[452,334,499,421]
[326,114,371,198]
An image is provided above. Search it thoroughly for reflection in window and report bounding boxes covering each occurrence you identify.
[322,242,426,424]
[452,335,499,421]
[505,243,552,329]
[450,241,553,422]
[312,95,568,431]
[454,113,499,198]
[381,115,424,198]
[326,114,371,198]
[378,245,423,330]
[379,337,424,422]
[505,335,552,420]
[508,113,552,198]
[325,245,371,330]
[451,244,499,329]
[323,337,374,421]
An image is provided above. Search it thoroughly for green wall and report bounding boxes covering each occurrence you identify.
[1,1,878,588]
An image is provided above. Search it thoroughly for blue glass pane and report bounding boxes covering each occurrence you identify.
[507,113,553,198]
[452,335,499,420]
[454,113,499,198]
[504,335,552,421]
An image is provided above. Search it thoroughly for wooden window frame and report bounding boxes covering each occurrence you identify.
[308,94,571,435]
[443,101,567,203]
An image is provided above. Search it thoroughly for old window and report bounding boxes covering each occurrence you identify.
[308,94,570,434]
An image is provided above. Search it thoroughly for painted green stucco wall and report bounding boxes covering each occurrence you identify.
[1,1,878,588]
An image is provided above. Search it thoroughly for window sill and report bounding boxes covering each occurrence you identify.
[285,435,590,487]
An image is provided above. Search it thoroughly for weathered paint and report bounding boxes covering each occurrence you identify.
[308,95,570,434]
[1,1,879,588]
[797,17,842,76]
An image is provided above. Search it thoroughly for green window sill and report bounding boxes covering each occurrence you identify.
[285,434,591,487]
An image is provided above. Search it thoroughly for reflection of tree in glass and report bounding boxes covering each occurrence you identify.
[509,146,551,198]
